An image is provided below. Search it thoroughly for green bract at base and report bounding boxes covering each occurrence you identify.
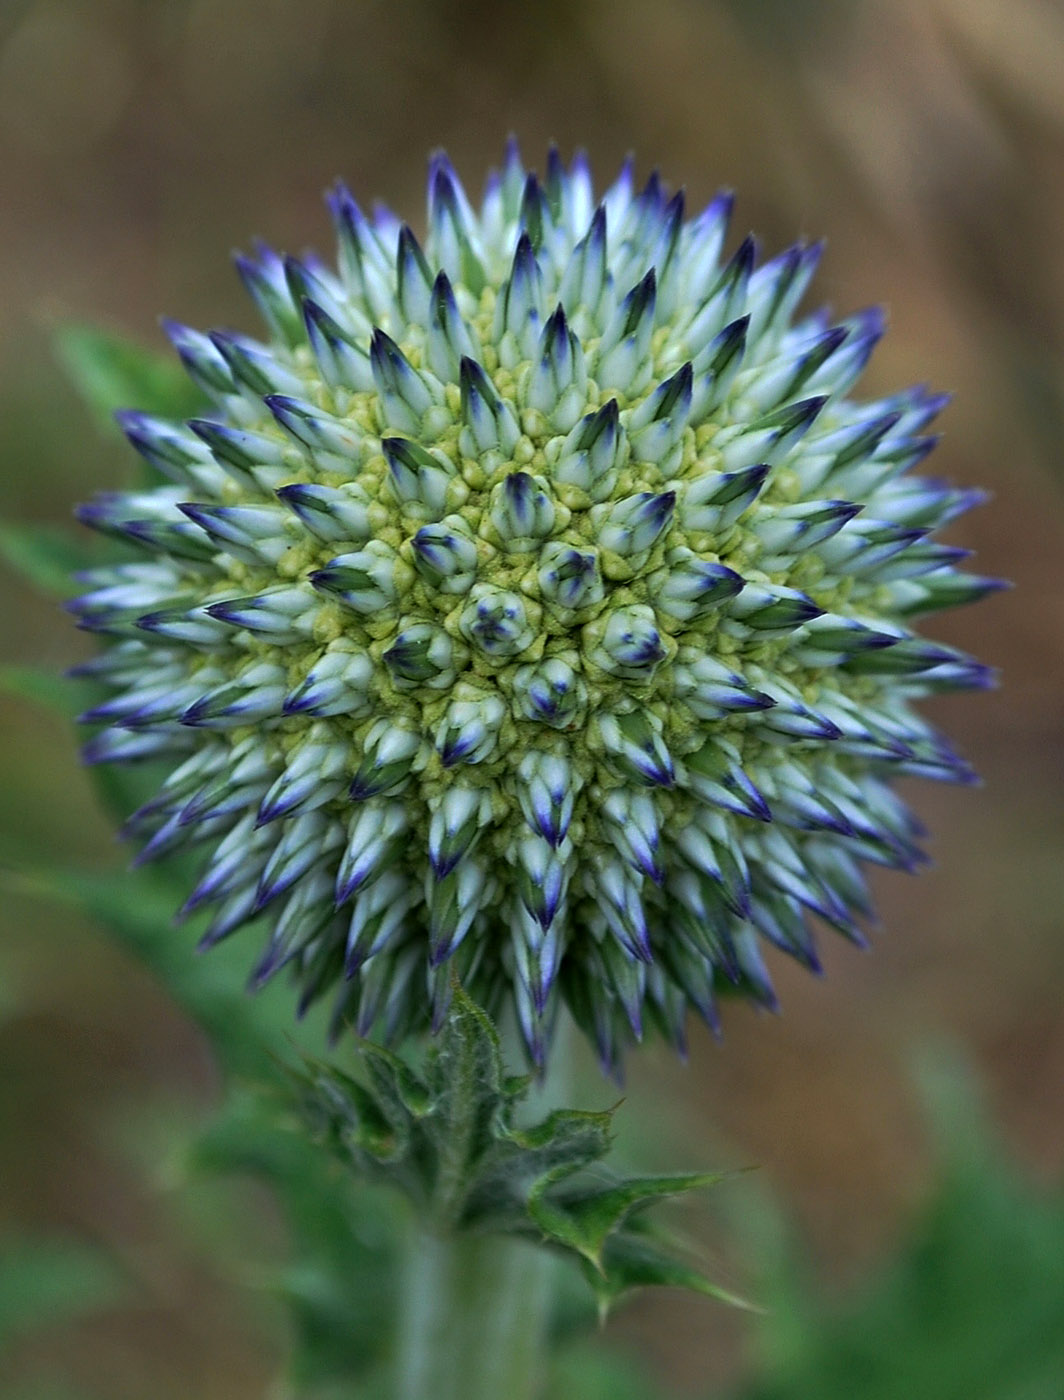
[287,982,748,1320]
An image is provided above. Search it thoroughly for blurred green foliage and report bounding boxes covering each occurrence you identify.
[0,1236,125,1357]
[555,1058,1064,1400]
[719,1059,1064,1400]
[53,326,203,437]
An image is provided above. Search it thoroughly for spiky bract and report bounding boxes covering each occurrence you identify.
[71,144,998,1070]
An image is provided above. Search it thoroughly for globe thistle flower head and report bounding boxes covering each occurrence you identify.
[72,143,1000,1071]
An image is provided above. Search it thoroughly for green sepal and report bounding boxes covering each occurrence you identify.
[287,982,746,1313]
[294,1057,409,1165]
[583,1230,756,1323]
[487,1107,615,1194]
[527,1167,729,1272]
[360,1038,434,1121]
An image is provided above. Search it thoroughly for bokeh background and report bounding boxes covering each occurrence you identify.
[1,1,1063,1396]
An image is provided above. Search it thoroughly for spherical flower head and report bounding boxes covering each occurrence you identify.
[71,143,1000,1071]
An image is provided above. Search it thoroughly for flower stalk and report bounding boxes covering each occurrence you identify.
[396,1227,552,1400]
[394,1006,566,1400]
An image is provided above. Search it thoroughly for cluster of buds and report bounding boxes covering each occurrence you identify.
[71,144,998,1070]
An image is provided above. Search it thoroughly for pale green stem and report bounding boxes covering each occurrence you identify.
[394,1013,573,1400]
[395,1227,553,1400]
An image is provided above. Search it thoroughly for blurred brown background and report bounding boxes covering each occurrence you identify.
[1,0,1062,1396]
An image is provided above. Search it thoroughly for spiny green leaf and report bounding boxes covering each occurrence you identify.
[529,1170,730,1271]
[55,323,203,432]
[7,856,749,1320]
[279,987,748,1312]
[292,1057,405,1163]
[586,1232,757,1323]
[463,1106,616,1228]
[507,1105,616,1163]
[360,1039,434,1120]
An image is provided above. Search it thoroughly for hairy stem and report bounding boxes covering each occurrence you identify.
[394,1014,573,1400]
[395,1227,553,1400]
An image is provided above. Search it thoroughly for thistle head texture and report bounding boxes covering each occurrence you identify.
[71,143,999,1070]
